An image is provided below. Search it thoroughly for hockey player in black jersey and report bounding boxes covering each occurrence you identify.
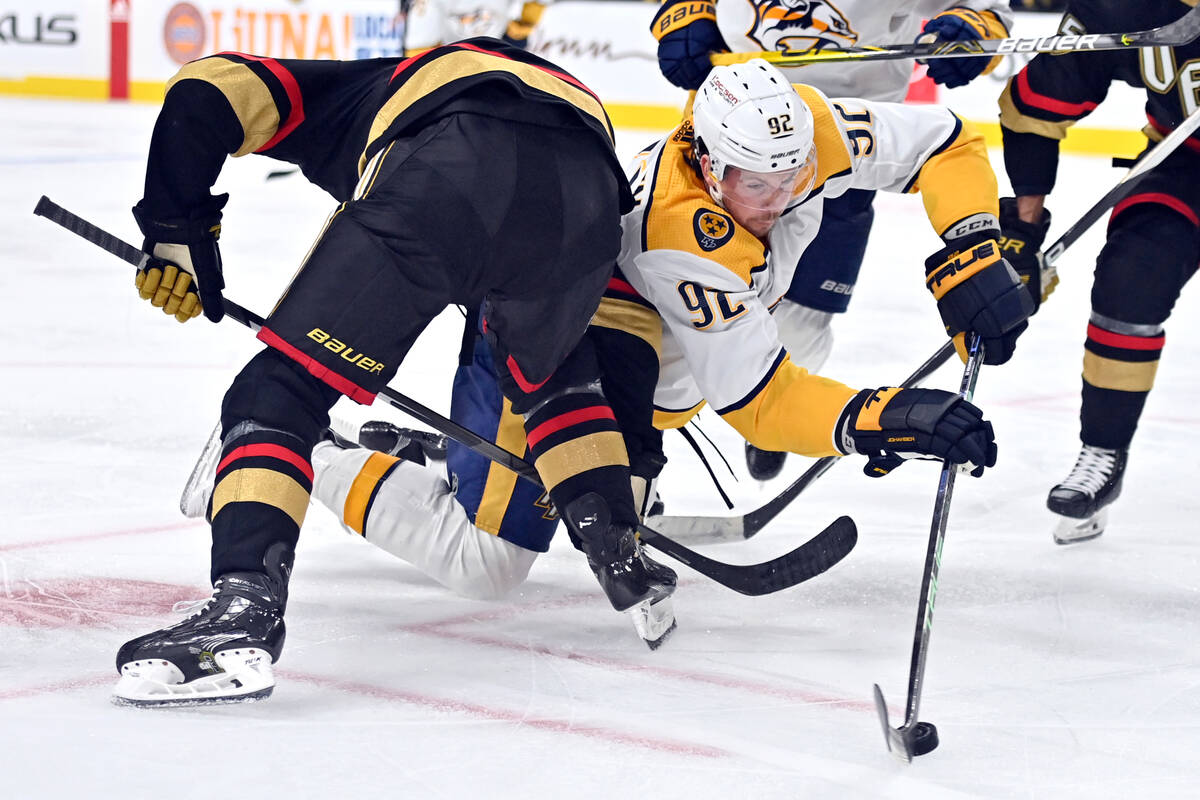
[112,39,676,706]
[998,0,1200,543]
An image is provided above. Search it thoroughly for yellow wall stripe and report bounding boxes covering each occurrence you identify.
[342,452,400,535]
[474,397,528,536]
[211,467,311,528]
[1,78,1150,157]
[1083,352,1159,392]
[533,431,628,491]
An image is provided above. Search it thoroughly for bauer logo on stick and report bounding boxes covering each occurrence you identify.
[693,209,733,251]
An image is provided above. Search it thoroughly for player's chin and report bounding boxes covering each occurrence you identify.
[742,214,780,237]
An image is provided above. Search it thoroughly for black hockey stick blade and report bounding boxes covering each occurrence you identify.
[713,4,1200,68]
[648,339,957,545]
[33,196,857,596]
[637,515,856,596]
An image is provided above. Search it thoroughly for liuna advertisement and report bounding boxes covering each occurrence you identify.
[0,2,1144,154]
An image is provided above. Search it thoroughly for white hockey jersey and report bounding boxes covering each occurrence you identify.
[599,85,997,457]
[405,0,516,51]
[716,0,1012,102]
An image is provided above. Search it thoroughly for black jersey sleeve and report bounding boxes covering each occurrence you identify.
[999,2,1121,195]
[140,73,245,219]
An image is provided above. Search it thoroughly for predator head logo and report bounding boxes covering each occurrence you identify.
[745,0,857,52]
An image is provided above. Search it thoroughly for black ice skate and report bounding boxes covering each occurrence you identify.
[112,544,293,707]
[1047,445,1128,545]
[745,442,787,481]
[563,493,678,649]
[357,420,447,465]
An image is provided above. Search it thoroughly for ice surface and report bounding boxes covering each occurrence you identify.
[2,97,1199,799]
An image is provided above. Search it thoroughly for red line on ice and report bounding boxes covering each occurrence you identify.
[0,674,112,701]
[399,595,872,713]
[0,519,204,552]
[279,670,727,758]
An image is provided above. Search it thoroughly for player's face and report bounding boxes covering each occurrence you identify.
[703,150,817,237]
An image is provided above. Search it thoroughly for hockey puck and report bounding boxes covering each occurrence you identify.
[910,722,939,756]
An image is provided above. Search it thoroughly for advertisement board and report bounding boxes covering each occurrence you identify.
[0,2,1150,154]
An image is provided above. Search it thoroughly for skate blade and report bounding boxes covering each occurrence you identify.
[629,596,676,650]
[113,648,275,708]
[179,421,222,519]
[1053,508,1108,545]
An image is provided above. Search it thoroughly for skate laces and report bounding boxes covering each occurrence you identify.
[1058,446,1119,496]
[171,595,215,616]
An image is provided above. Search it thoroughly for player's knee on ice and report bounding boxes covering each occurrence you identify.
[311,443,537,600]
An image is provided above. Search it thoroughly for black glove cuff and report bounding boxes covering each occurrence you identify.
[999,197,1051,244]
[836,388,876,456]
[132,192,229,243]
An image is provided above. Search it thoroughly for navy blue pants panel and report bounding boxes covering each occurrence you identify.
[784,188,876,313]
[448,334,560,553]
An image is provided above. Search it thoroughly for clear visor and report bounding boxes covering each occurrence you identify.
[713,147,817,214]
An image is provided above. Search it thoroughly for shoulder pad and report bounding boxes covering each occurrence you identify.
[644,124,767,286]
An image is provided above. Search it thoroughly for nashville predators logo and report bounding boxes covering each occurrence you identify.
[694,209,734,251]
[745,0,858,52]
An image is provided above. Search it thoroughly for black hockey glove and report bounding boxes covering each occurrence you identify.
[916,9,1004,88]
[131,193,228,323]
[838,387,997,478]
[651,0,727,90]
[998,197,1057,311]
[925,232,1034,365]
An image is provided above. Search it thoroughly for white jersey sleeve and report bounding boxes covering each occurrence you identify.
[820,93,968,197]
[405,0,515,50]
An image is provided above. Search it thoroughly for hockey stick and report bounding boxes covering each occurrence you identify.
[646,341,951,544]
[711,5,1200,68]
[872,331,984,763]
[651,103,1200,545]
[32,195,858,597]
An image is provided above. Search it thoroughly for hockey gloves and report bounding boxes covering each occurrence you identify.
[998,197,1057,310]
[651,0,726,90]
[839,387,997,478]
[131,193,228,323]
[917,8,1007,88]
[925,232,1034,365]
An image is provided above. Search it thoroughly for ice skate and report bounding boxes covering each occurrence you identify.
[112,544,292,707]
[1047,445,1127,545]
[563,493,677,643]
[745,442,787,481]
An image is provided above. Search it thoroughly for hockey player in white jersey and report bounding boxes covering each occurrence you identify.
[218,61,1028,647]
[403,0,546,53]
[651,0,1013,478]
